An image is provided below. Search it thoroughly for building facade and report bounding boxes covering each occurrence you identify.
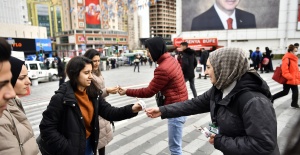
[149,0,176,40]
[27,0,64,38]
[0,0,29,25]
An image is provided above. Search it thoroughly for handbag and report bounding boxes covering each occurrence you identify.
[155,91,165,107]
[272,66,287,84]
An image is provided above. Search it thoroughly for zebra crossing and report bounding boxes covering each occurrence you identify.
[22,72,300,155]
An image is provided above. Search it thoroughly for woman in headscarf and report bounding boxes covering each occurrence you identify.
[118,37,188,155]
[0,57,40,155]
[146,47,280,155]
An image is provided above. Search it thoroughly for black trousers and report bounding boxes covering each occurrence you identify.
[272,84,298,106]
[98,147,105,155]
[134,63,139,72]
[185,77,197,98]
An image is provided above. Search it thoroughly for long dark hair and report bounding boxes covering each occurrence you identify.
[66,56,100,98]
[83,49,101,76]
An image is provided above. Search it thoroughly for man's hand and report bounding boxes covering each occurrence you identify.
[106,86,119,94]
[145,107,161,118]
[208,134,216,145]
[118,87,127,95]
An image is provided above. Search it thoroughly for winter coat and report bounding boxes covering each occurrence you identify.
[159,72,280,155]
[181,48,197,79]
[92,73,113,149]
[251,51,262,64]
[56,57,65,78]
[0,98,40,155]
[39,81,138,155]
[282,52,300,85]
[126,52,188,105]
[200,50,209,65]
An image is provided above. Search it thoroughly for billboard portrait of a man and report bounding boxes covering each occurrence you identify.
[183,0,280,31]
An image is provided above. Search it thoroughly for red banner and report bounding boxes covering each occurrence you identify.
[85,0,101,28]
[173,38,218,47]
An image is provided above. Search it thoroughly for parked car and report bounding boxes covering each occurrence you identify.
[25,61,58,82]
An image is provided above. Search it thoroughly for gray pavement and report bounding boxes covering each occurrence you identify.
[21,60,299,155]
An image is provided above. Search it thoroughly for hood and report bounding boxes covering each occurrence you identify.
[283,52,298,62]
[144,37,167,62]
[9,57,25,87]
[183,48,195,55]
[55,81,77,103]
[220,71,271,105]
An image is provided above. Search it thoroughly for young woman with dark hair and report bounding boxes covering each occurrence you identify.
[84,49,119,155]
[39,56,142,155]
[272,44,300,108]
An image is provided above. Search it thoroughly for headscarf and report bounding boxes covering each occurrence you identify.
[144,37,167,62]
[9,56,25,87]
[209,47,249,90]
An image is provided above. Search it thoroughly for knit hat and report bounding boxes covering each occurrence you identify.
[9,57,25,87]
[144,37,167,62]
[209,47,249,90]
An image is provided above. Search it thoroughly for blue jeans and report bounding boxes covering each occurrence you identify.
[168,116,187,155]
[85,136,93,155]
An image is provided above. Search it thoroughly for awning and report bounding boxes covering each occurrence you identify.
[177,45,212,51]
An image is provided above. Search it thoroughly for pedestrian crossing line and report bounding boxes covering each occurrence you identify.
[144,141,169,155]
[277,108,299,137]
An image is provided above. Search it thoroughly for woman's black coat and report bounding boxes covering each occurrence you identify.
[39,81,138,155]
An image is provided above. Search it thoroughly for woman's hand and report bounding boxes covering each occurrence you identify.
[145,107,161,118]
[118,87,127,95]
[106,86,119,94]
[132,102,143,113]
[208,134,216,145]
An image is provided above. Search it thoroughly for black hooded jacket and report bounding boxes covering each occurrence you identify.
[159,71,280,155]
[181,48,197,79]
[39,81,138,155]
[144,37,167,62]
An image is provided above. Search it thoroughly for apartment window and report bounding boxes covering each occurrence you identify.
[104,38,111,41]
[87,37,93,41]
[79,22,84,27]
[79,14,84,19]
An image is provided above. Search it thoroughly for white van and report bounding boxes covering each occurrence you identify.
[25,61,58,82]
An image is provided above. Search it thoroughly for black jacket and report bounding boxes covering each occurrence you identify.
[191,6,256,31]
[200,50,209,65]
[181,48,197,79]
[39,82,138,155]
[159,72,280,155]
[56,57,65,78]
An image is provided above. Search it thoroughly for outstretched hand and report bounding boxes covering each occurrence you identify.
[145,107,161,118]
[106,86,119,94]
[118,87,127,95]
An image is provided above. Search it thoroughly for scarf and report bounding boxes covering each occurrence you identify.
[209,47,249,90]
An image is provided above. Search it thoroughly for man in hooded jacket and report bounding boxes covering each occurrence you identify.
[119,37,188,155]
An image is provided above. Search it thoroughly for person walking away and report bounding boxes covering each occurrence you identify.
[0,56,40,155]
[271,45,300,108]
[180,42,198,98]
[56,56,66,86]
[265,47,274,71]
[133,55,140,72]
[148,57,153,68]
[251,47,262,71]
[200,48,209,79]
[106,59,110,70]
[84,49,119,155]
[0,38,16,117]
[146,47,280,155]
[38,56,142,155]
[261,52,270,73]
[118,37,188,155]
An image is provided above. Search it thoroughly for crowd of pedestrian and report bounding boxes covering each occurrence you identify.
[1,37,300,155]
